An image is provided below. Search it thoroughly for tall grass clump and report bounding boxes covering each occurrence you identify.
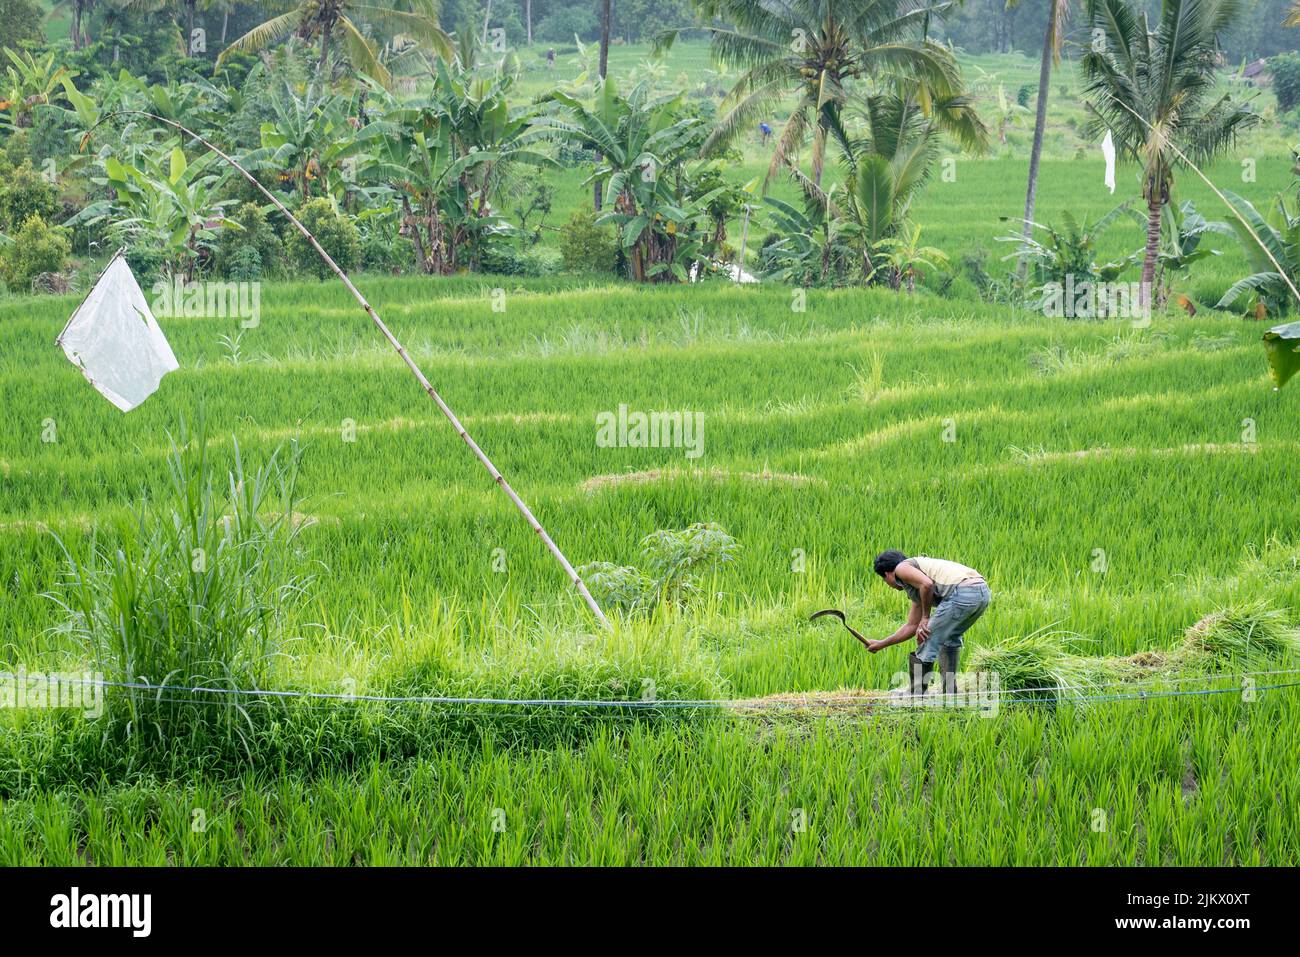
[46,420,314,758]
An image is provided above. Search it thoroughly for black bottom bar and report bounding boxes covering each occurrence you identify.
[0,867,1275,943]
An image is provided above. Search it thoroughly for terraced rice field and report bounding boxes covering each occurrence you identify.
[1,276,1298,864]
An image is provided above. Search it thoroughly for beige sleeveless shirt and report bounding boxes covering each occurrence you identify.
[898,556,984,603]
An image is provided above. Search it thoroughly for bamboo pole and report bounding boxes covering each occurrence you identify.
[83,111,612,629]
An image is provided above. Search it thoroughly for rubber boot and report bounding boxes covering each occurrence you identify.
[907,652,934,699]
[938,645,960,695]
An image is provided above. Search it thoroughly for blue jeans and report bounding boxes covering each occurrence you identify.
[917,583,991,663]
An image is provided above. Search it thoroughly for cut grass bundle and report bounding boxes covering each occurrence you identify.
[966,627,1100,702]
[1181,601,1300,671]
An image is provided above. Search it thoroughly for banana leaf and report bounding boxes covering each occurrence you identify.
[1263,321,1300,389]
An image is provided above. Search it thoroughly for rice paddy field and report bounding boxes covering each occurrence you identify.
[1,36,1299,866]
[2,256,1300,864]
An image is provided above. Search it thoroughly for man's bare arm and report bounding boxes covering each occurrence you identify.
[894,563,935,641]
[869,602,922,652]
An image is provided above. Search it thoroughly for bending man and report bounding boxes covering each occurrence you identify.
[868,551,991,696]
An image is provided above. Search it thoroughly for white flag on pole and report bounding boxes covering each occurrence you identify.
[56,251,179,412]
[1102,129,1116,194]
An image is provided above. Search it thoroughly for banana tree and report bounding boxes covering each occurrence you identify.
[0,49,75,130]
[1156,200,1219,305]
[1212,190,1300,321]
[72,140,234,278]
[241,83,369,201]
[541,78,717,282]
[365,60,551,273]
[872,222,948,292]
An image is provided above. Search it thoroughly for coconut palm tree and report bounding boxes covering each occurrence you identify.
[218,0,451,87]
[1080,0,1258,307]
[1014,0,1072,280]
[667,0,985,189]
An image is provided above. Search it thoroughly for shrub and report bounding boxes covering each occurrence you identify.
[360,227,415,274]
[212,202,285,280]
[0,0,43,53]
[480,245,561,277]
[0,215,71,293]
[559,209,618,273]
[114,229,168,289]
[1271,53,1300,112]
[0,160,58,234]
[580,523,741,615]
[1017,84,1035,108]
[226,245,265,281]
[284,198,359,279]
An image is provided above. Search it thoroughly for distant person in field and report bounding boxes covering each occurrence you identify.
[547,49,556,69]
[868,551,990,696]
[759,121,772,145]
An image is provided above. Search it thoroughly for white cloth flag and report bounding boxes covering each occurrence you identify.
[1102,130,1116,194]
[56,252,179,412]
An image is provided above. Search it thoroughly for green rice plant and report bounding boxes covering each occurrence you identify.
[44,418,314,756]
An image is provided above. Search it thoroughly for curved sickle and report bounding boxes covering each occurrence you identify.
[810,608,870,649]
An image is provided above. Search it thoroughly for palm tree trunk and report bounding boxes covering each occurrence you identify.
[319,19,333,72]
[186,0,196,52]
[812,122,825,188]
[525,0,532,45]
[482,0,493,42]
[222,9,229,44]
[599,0,611,77]
[1019,4,1055,280]
[594,0,612,212]
[1142,195,1161,309]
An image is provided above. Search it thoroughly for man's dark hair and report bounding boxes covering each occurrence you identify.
[873,550,907,577]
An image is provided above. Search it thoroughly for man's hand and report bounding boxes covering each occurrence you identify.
[917,618,931,642]
[866,640,883,653]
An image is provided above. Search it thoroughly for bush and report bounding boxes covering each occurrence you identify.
[212,202,285,280]
[284,198,359,279]
[1271,53,1300,112]
[360,227,415,274]
[0,0,43,53]
[0,215,71,293]
[480,245,561,277]
[559,209,618,273]
[580,523,741,615]
[113,229,168,289]
[0,160,58,234]
[226,245,265,281]
[1017,84,1035,108]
